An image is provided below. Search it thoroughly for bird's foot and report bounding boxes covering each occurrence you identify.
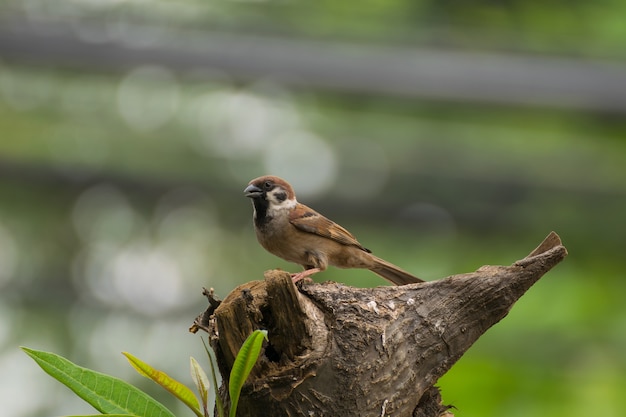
[290,268,321,283]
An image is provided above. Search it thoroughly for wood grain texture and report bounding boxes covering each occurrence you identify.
[197,232,567,417]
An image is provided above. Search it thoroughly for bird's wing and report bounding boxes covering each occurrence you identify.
[289,204,370,252]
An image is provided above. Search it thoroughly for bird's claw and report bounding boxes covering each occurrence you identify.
[290,268,321,283]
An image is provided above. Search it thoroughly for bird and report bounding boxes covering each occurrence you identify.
[244,175,423,285]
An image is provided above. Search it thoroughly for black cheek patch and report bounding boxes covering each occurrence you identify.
[274,191,287,202]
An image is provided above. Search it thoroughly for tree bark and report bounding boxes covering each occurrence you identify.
[191,231,567,417]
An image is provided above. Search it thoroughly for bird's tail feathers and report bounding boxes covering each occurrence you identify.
[369,255,424,286]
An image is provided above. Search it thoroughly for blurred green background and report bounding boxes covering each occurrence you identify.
[1,1,625,416]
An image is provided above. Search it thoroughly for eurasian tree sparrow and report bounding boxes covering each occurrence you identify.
[244,175,423,285]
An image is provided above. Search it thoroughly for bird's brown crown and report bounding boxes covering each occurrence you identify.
[248,175,296,201]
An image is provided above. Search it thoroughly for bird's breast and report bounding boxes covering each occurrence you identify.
[255,216,311,265]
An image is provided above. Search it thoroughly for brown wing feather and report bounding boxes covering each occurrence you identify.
[289,204,370,252]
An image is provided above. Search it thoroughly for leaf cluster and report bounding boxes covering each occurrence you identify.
[22,329,268,417]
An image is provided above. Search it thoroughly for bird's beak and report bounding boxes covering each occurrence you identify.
[244,184,263,198]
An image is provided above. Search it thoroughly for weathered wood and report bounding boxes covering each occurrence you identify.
[194,231,567,417]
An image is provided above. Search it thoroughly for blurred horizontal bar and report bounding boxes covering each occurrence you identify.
[1,19,626,112]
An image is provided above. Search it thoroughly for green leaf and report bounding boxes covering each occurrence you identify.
[190,357,210,417]
[123,352,203,417]
[21,347,174,417]
[202,338,225,417]
[228,330,268,417]
[64,415,140,417]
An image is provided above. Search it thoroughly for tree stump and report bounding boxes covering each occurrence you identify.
[191,232,567,417]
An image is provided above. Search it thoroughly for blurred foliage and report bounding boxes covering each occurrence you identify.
[1,1,625,417]
[5,0,626,57]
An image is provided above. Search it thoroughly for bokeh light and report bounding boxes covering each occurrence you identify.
[72,184,140,245]
[194,89,301,160]
[117,65,180,132]
[263,131,338,197]
[1,2,625,417]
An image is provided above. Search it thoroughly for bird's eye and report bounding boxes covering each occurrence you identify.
[263,181,273,190]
